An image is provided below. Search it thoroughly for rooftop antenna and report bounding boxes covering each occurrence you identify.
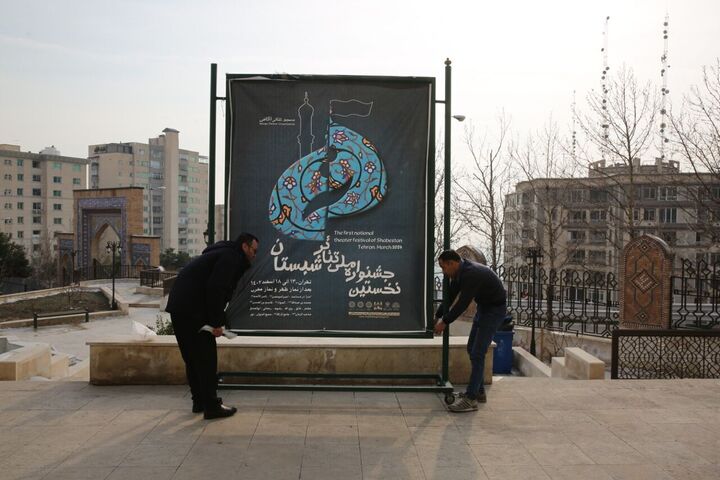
[571,89,578,164]
[659,13,670,161]
[600,16,610,164]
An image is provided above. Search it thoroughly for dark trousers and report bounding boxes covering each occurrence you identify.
[466,303,507,399]
[170,314,218,406]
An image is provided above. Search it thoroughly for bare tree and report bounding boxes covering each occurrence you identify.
[29,237,57,290]
[454,115,513,269]
[509,117,579,271]
[576,65,659,247]
[671,60,720,239]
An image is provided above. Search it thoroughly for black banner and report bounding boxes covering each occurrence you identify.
[226,75,433,334]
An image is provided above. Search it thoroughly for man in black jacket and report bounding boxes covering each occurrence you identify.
[434,249,507,412]
[166,233,258,419]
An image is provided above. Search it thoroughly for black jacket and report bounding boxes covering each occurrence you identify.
[435,259,506,324]
[166,240,251,329]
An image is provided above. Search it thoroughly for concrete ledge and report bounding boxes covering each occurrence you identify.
[88,335,494,386]
[0,342,51,380]
[551,357,566,378]
[564,347,605,380]
[512,346,551,377]
[134,286,163,296]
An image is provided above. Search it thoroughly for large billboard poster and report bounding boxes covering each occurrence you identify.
[226,75,433,334]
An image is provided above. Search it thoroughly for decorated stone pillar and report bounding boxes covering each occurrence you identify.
[619,234,674,329]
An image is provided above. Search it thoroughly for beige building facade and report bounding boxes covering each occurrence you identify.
[87,129,209,256]
[504,159,720,275]
[0,144,88,257]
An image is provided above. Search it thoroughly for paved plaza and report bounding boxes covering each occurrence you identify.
[1,378,719,480]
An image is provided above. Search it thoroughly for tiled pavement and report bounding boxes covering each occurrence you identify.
[0,378,719,479]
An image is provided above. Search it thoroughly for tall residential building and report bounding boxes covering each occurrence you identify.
[0,144,88,256]
[88,129,209,256]
[503,159,720,276]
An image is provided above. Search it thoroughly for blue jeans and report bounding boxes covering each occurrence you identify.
[466,304,507,399]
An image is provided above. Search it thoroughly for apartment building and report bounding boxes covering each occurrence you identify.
[503,159,720,275]
[0,144,88,256]
[87,129,209,256]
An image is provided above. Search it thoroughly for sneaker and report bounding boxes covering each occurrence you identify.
[454,392,487,404]
[448,396,478,412]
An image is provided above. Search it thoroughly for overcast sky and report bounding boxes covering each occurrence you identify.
[1,0,719,202]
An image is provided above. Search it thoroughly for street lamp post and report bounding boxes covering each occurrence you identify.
[525,246,543,356]
[106,241,121,310]
[69,249,78,284]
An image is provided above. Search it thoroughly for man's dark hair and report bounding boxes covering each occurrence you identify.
[438,250,461,262]
[235,232,259,246]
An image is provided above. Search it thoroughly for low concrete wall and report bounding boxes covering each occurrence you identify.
[0,309,124,330]
[513,326,612,364]
[564,347,605,380]
[0,341,51,380]
[88,336,494,386]
[512,346,551,378]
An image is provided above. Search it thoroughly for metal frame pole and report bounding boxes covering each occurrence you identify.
[207,63,217,245]
[441,58,452,383]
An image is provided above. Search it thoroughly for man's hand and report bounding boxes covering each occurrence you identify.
[211,327,223,337]
[434,319,446,335]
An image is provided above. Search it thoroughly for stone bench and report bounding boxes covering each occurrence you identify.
[87,335,494,386]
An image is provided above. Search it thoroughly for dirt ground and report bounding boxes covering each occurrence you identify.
[0,291,110,321]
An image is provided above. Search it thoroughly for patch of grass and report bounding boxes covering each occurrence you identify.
[0,291,110,322]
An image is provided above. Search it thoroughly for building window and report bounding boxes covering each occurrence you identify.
[569,230,586,242]
[3,174,11,180]
[17,231,23,239]
[180,196,187,203]
[32,160,40,168]
[643,209,655,221]
[3,159,11,165]
[72,164,82,172]
[33,244,40,252]
[32,174,41,182]
[32,188,41,196]
[32,202,41,211]
[16,202,23,209]
[53,162,62,170]
[53,190,61,197]
[570,250,586,263]
[658,187,677,201]
[3,189,10,196]
[16,159,23,166]
[17,216,23,224]
[53,204,62,211]
[53,176,62,183]
[570,190,585,203]
[3,219,12,224]
[4,203,12,209]
[16,188,23,195]
[569,211,586,223]
[590,210,606,222]
[589,250,606,265]
[659,208,677,223]
[53,218,62,225]
[32,216,41,224]
[72,178,81,185]
[17,173,24,181]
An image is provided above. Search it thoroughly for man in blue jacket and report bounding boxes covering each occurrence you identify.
[166,233,258,419]
[434,249,507,412]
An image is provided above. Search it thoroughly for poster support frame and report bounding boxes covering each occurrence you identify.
[207,62,455,400]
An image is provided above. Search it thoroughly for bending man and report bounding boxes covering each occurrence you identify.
[434,249,507,412]
[166,233,259,419]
